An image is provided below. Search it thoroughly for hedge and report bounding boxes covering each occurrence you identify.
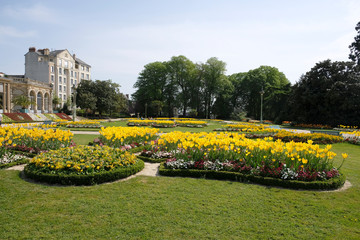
[23,160,144,186]
[136,155,167,163]
[158,163,346,190]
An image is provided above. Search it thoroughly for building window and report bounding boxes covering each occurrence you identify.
[51,66,54,73]
[81,73,84,79]
[81,66,84,71]
[64,77,67,84]
[86,74,89,80]
[86,67,89,72]
[71,71,73,77]
[58,59,62,65]
[50,58,53,62]
[74,72,77,78]
[59,76,62,83]
[51,75,54,82]
[59,94,62,99]
[59,85,62,91]
[70,62,73,69]
[64,86,66,92]
[64,61,68,68]
[63,94,66,100]
[59,68,62,75]
[38,57,43,62]
[71,79,73,85]
[75,80,77,85]
[65,53,68,58]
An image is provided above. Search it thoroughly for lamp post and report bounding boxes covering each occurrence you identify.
[72,84,76,121]
[260,88,265,124]
[145,103,148,118]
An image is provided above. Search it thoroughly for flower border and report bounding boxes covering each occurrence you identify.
[158,163,346,190]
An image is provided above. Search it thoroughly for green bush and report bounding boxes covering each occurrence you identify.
[23,160,144,185]
[158,163,346,190]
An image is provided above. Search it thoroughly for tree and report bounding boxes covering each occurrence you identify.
[77,91,97,116]
[132,62,169,117]
[167,56,196,116]
[289,60,360,126]
[76,79,126,116]
[212,76,234,119]
[202,57,227,118]
[236,66,290,121]
[12,95,36,109]
[349,21,360,65]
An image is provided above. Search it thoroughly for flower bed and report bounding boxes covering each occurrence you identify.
[176,120,207,128]
[0,126,74,153]
[127,119,176,128]
[273,131,343,144]
[342,131,360,145]
[98,126,159,150]
[0,149,29,169]
[4,113,33,122]
[24,145,144,185]
[65,120,103,128]
[149,131,347,189]
[55,113,72,120]
[294,123,332,129]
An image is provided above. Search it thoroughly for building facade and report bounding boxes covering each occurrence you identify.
[0,73,53,113]
[25,47,91,105]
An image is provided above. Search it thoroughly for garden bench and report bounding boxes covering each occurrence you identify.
[310,130,340,136]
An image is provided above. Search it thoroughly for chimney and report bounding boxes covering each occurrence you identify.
[44,48,50,55]
[29,47,36,52]
[73,54,76,60]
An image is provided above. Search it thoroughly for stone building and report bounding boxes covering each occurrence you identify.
[25,47,91,105]
[0,73,52,113]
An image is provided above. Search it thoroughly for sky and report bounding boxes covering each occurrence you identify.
[0,0,359,96]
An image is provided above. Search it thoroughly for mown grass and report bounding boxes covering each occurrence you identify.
[73,134,99,146]
[1,142,360,239]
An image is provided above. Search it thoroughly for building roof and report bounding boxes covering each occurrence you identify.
[75,57,91,67]
[49,50,66,56]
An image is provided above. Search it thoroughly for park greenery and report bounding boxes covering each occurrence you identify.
[132,21,360,127]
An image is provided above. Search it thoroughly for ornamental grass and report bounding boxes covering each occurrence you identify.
[99,126,159,149]
[149,131,347,181]
[27,145,137,174]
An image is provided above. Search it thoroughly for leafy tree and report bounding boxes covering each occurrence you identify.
[212,76,234,119]
[289,60,360,126]
[236,66,290,121]
[132,62,168,116]
[76,79,127,116]
[77,91,97,116]
[349,21,360,65]
[202,57,227,118]
[167,56,196,116]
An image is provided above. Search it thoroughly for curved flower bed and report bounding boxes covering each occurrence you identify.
[151,131,347,189]
[24,145,144,185]
[176,120,207,128]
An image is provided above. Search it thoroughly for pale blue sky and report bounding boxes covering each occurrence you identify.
[0,0,359,95]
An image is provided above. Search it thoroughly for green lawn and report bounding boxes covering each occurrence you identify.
[1,122,360,239]
[73,134,99,146]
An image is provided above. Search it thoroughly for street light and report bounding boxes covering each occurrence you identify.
[145,103,148,118]
[260,88,265,124]
[72,84,76,121]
